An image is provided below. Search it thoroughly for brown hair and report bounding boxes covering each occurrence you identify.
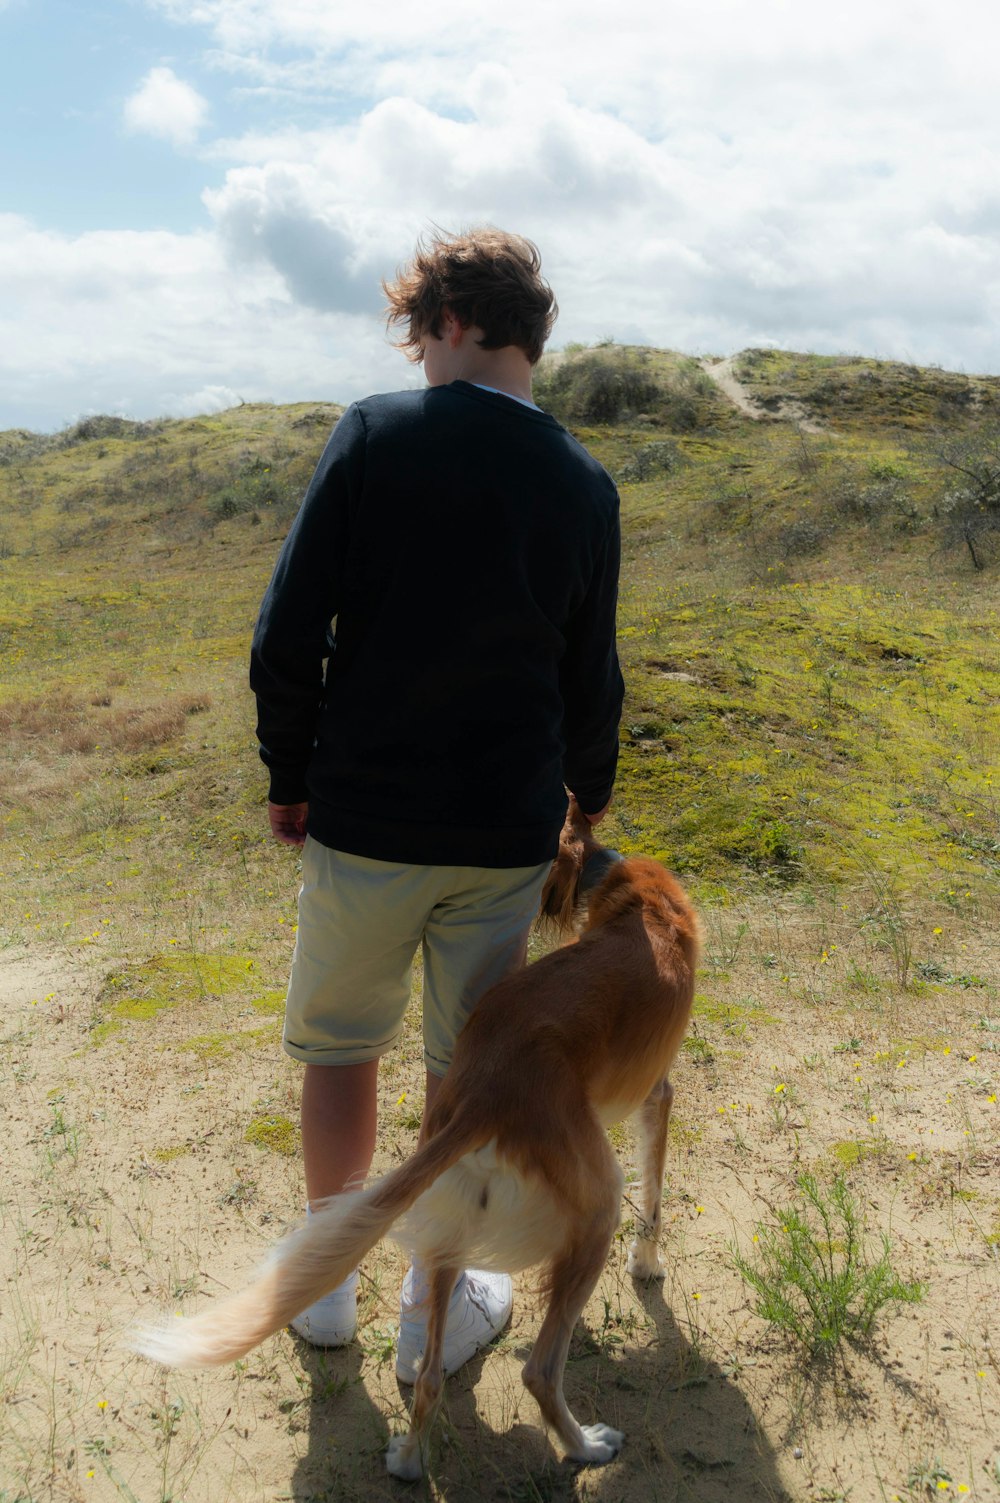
[383,226,557,366]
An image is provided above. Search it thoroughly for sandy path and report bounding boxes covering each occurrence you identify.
[701,355,826,434]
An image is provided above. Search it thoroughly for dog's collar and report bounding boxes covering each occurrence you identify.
[579,847,626,897]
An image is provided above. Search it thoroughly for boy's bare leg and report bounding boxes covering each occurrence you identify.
[418,1069,445,1145]
[301,1059,380,1204]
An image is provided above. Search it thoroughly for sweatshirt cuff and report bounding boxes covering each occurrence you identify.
[267,770,310,805]
[569,784,614,818]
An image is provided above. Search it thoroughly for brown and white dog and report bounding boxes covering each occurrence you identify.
[134,801,698,1480]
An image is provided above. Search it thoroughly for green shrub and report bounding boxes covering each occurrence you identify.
[208,455,296,520]
[731,1174,924,1352]
[536,348,663,424]
[618,439,682,483]
[933,427,1000,569]
[535,346,716,431]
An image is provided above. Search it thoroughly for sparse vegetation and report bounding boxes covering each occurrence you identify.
[731,1173,925,1352]
[536,343,724,430]
[933,426,1000,569]
[1,350,997,1502]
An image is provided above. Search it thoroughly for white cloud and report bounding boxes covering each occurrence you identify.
[123,66,209,148]
[4,0,1000,429]
[0,213,407,430]
[191,68,1000,370]
[161,382,245,415]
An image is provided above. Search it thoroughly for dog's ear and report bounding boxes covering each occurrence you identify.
[537,847,580,935]
[536,799,591,936]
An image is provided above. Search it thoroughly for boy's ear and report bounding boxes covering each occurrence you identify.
[441,306,468,348]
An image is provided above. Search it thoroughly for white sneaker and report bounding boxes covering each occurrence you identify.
[396,1268,512,1384]
[289,1269,359,1347]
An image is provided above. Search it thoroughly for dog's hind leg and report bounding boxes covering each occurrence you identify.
[385,1264,459,1481]
[522,1185,623,1464]
[627,1076,674,1280]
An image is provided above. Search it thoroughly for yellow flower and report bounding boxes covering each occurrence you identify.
[696,1205,705,1214]
[907,1152,917,1161]
[97,1399,107,1410]
[691,1292,701,1300]
[869,1113,878,1123]
[968,1054,977,1063]
[396,1092,407,1106]
[774,1083,786,1095]
[933,927,943,935]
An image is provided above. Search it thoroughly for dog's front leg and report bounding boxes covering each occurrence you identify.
[385,1264,459,1481]
[627,1077,674,1280]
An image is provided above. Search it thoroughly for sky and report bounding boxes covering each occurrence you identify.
[1,0,998,432]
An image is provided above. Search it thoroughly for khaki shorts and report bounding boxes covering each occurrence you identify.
[283,838,551,1074]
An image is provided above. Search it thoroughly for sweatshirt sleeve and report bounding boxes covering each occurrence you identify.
[559,503,625,814]
[249,404,366,805]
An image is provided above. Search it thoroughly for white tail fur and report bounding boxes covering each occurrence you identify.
[132,1123,480,1369]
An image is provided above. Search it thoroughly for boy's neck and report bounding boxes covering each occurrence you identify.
[452,343,534,404]
[426,314,536,403]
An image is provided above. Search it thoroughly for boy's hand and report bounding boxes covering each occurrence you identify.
[268,801,308,846]
[582,800,611,826]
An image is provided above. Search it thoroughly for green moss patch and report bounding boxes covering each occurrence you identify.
[244,1113,298,1157]
[669,1118,704,1148]
[177,1025,276,1062]
[830,1139,882,1169]
[693,994,780,1034]
[251,990,286,1016]
[89,952,263,1046]
[152,1144,191,1164]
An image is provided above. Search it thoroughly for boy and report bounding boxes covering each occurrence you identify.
[250,226,624,1379]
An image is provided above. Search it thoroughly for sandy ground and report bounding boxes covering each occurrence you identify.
[2,926,998,1503]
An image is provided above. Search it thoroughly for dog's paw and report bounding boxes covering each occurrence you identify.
[569,1423,624,1465]
[627,1239,665,1280]
[385,1434,424,1482]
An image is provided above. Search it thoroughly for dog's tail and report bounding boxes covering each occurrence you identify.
[132,1122,479,1369]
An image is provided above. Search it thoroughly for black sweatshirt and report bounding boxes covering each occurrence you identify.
[250,380,624,867]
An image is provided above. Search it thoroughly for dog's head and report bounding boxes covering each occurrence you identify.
[537,797,624,936]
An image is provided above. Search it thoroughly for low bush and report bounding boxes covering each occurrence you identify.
[731,1173,925,1353]
[535,346,716,431]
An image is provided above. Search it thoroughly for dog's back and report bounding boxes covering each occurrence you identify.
[432,854,696,1131]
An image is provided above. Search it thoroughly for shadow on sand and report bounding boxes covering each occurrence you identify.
[286,1273,793,1503]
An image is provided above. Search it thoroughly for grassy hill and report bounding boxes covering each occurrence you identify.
[2,347,997,953]
[1,348,998,1503]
